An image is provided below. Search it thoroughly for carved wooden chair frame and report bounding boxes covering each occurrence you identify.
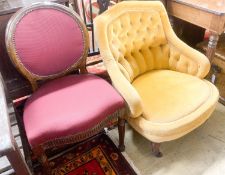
[5,2,126,174]
[6,2,89,91]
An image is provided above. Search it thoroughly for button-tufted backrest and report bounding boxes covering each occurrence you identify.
[108,9,169,81]
[95,1,209,82]
[95,1,210,82]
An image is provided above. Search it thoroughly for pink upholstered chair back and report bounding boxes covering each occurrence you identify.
[5,2,89,90]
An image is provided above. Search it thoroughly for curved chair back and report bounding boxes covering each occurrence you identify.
[95,2,169,82]
[6,2,89,90]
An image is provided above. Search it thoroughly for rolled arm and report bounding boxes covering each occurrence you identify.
[94,15,143,118]
[168,35,210,79]
[105,59,143,118]
[160,9,210,79]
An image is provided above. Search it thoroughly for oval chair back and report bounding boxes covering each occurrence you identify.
[5,2,89,91]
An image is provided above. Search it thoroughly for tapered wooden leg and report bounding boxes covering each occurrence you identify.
[206,32,219,63]
[65,1,69,7]
[118,117,125,152]
[33,146,51,175]
[151,142,162,157]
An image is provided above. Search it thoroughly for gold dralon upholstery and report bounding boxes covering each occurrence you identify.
[106,4,209,82]
[94,1,219,143]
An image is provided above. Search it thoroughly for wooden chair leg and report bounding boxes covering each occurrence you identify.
[118,117,125,152]
[33,146,51,175]
[65,1,69,7]
[151,142,163,157]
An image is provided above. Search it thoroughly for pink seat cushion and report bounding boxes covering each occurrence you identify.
[23,74,124,147]
[14,9,84,76]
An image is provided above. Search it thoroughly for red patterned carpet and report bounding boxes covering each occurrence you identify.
[86,54,111,83]
[36,133,136,175]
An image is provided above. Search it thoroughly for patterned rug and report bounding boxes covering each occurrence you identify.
[37,133,136,175]
[86,54,111,82]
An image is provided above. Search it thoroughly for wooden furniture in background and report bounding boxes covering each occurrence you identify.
[0,73,31,175]
[197,35,225,105]
[167,0,225,104]
[167,0,225,62]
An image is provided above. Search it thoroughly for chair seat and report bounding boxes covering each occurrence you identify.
[23,74,124,147]
[129,70,219,142]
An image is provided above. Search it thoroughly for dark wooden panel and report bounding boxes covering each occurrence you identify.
[171,17,205,47]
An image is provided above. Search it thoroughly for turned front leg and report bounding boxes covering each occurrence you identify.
[206,32,219,63]
[151,142,163,157]
[118,117,125,152]
[33,146,51,175]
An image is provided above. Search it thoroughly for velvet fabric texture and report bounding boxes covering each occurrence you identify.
[94,1,219,143]
[14,9,84,76]
[23,74,124,147]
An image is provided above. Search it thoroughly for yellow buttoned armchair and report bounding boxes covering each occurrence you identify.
[94,1,219,156]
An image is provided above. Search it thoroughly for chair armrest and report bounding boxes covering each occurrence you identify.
[0,74,13,155]
[104,58,143,118]
[161,10,210,78]
[94,17,143,118]
[168,37,210,78]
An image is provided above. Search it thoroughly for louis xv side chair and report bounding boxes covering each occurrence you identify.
[94,1,219,157]
[5,2,126,174]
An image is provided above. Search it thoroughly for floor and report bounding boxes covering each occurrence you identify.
[109,103,225,175]
[1,103,224,175]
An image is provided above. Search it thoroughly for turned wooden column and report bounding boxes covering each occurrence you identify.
[206,32,219,63]
[118,117,125,152]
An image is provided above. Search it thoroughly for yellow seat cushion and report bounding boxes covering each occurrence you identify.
[132,70,211,123]
[129,70,219,142]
